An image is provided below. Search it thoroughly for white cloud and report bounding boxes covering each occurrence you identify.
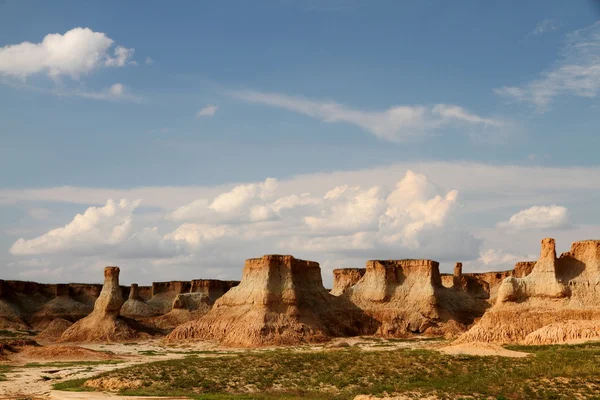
[532,19,559,35]
[229,89,505,143]
[0,27,134,80]
[76,83,144,103]
[496,22,600,109]
[196,105,218,117]
[498,205,571,230]
[145,57,154,65]
[169,178,278,222]
[9,199,180,258]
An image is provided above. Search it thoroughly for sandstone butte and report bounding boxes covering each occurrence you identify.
[342,259,489,337]
[165,255,372,347]
[458,238,600,345]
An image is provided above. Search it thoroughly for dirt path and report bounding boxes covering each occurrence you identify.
[0,340,215,399]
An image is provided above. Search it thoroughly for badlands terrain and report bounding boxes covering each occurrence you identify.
[0,237,599,399]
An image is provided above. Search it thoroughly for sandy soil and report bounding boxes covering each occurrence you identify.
[0,339,215,399]
[436,342,530,358]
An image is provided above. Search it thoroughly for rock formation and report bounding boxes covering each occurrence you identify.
[59,267,160,343]
[190,279,239,302]
[345,259,488,337]
[149,292,213,329]
[36,318,73,341]
[331,268,366,296]
[166,255,370,347]
[458,238,600,345]
[120,284,157,319]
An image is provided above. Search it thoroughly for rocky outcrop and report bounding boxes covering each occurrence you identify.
[331,268,366,296]
[458,238,600,345]
[59,267,160,343]
[148,292,213,330]
[121,284,157,319]
[190,279,240,302]
[346,259,488,337]
[166,255,371,347]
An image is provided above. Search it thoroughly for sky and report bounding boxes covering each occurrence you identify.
[1,0,599,287]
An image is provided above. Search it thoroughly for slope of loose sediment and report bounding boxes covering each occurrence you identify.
[29,296,92,329]
[346,259,487,337]
[120,299,157,318]
[36,318,73,341]
[166,255,370,347]
[523,320,600,345]
[331,268,366,296]
[459,238,600,344]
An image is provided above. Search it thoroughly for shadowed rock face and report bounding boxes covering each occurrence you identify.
[346,259,488,338]
[331,269,366,296]
[459,238,600,345]
[166,255,372,347]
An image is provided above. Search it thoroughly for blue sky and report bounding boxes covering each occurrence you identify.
[1,1,599,285]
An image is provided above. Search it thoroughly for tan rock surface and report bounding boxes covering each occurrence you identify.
[459,238,600,344]
[331,268,366,296]
[59,267,161,343]
[166,255,370,347]
[346,259,487,337]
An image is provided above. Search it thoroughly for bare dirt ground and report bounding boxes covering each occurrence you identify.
[0,336,527,399]
[0,339,215,399]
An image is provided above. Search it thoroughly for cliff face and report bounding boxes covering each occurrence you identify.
[459,239,600,345]
[331,269,366,296]
[345,259,488,338]
[166,255,371,347]
[190,279,239,302]
[0,277,238,330]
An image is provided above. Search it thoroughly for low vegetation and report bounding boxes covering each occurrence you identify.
[53,342,600,399]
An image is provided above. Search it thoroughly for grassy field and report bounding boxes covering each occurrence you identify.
[53,342,600,399]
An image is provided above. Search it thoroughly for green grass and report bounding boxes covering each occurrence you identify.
[53,377,96,392]
[53,342,600,399]
[137,350,166,356]
[0,365,14,381]
[0,329,37,337]
[25,360,123,368]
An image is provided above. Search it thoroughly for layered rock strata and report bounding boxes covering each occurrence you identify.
[345,259,488,337]
[458,238,600,344]
[166,255,371,347]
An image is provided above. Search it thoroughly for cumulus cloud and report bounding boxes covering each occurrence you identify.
[0,27,134,80]
[10,172,478,274]
[498,205,571,230]
[169,178,278,222]
[10,199,179,258]
[229,90,505,143]
[196,105,218,117]
[496,22,600,109]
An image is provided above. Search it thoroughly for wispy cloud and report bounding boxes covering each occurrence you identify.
[0,79,145,103]
[496,22,600,110]
[532,18,559,35]
[196,105,218,117]
[228,89,504,143]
